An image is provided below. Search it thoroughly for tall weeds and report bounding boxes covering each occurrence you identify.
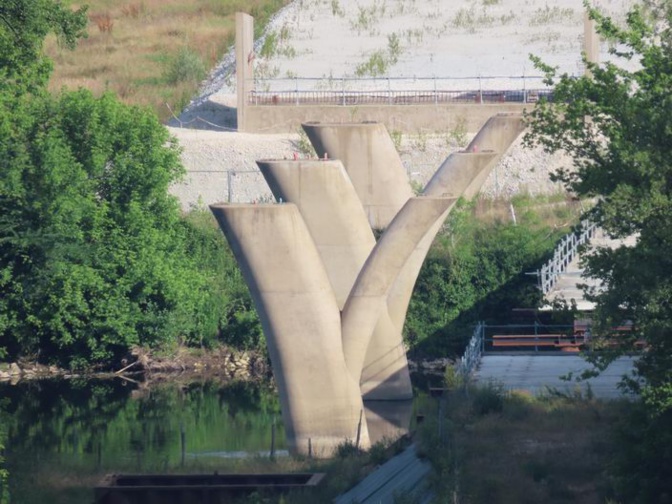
[45,0,293,122]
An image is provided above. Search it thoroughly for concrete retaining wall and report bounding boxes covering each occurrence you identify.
[243,103,529,133]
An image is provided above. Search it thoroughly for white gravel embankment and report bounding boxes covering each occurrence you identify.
[168,0,634,209]
[168,126,570,209]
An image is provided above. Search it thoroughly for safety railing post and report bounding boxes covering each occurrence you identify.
[295,77,299,105]
[537,219,598,295]
[478,75,483,104]
[480,322,485,354]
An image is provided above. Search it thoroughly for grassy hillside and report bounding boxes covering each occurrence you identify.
[46,0,290,122]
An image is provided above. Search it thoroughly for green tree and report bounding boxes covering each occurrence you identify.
[0,398,8,504]
[0,0,87,95]
[0,0,262,367]
[525,2,672,410]
[0,88,210,366]
[405,199,559,356]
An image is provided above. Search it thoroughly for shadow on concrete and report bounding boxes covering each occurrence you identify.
[168,99,237,131]
[364,399,414,445]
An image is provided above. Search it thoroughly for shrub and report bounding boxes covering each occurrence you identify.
[354,50,388,77]
[164,47,206,85]
[91,12,114,33]
[335,440,362,458]
[471,381,505,415]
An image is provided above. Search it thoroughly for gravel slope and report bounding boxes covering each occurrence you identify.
[168,0,634,209]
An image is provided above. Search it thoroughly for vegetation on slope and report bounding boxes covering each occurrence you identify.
[0,1,263,369]
[44,0,291,122]
[406,194,579,357]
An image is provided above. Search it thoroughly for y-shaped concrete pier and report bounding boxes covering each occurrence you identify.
[211,114,525,455]
[210,203,370,456]
[302,115,525,400]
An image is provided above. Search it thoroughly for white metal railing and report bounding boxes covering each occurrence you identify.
[247,75,552,106]
[457,322,485,379]
[539,220,597,294]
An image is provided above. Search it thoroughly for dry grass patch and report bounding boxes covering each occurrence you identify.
[419,385,626,503]
[45,0,291,122]
[473,193,584,229]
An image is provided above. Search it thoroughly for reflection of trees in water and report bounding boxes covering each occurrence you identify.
[3,379,128,455]
[1,378,283,464]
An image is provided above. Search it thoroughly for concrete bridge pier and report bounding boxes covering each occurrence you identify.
[257,157,416,401]
[210,203,370,456]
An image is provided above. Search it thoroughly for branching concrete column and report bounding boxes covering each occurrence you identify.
[210,204,369,456]
[302,122,413,229]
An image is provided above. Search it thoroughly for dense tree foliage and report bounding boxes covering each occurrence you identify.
[526,2,672,410]
[0,405,7,504]
[526,4,672,501]
[405,199,564,356]
[0,0,87,95]
[0,1,262,368]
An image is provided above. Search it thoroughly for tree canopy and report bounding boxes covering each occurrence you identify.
[0,1,264,368]
[525,2,672,411]
[0,0,87,95]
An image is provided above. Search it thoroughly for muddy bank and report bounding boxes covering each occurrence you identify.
[0,346,271,384]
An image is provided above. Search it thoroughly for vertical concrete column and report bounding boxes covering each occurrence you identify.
[384,151,497,340]
[302,122,413,229]
[236,12,254,132]
[256,159,375,308]
[341,197,456,380]
[210,203,369,456]
[583,10,600,74]
[364,400,414,445]
[384,115,524,334]
[363,115,523,399]
[461,114,525,199]
[258,159,414,400]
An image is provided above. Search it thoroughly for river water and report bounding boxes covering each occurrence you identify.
[0,375,435,503]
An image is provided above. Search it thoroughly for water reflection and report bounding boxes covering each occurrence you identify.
[3,378,284,456]
[0,376,433,503]
[1,377,285,503]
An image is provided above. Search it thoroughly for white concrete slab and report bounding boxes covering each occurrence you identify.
[475,355,637,399]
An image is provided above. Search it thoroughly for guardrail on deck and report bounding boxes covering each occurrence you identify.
[247,75,552,106]
[539,220,597,294]
[481,323,581,353]
[457,322,485,379]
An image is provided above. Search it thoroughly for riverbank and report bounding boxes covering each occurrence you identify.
[0,345,271,384]
[0,348,453,385]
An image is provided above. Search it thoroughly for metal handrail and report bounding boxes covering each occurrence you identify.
[247,75,553,106]
[539,220,597,294]
[457,322,485,379]
[479,323,584,353]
